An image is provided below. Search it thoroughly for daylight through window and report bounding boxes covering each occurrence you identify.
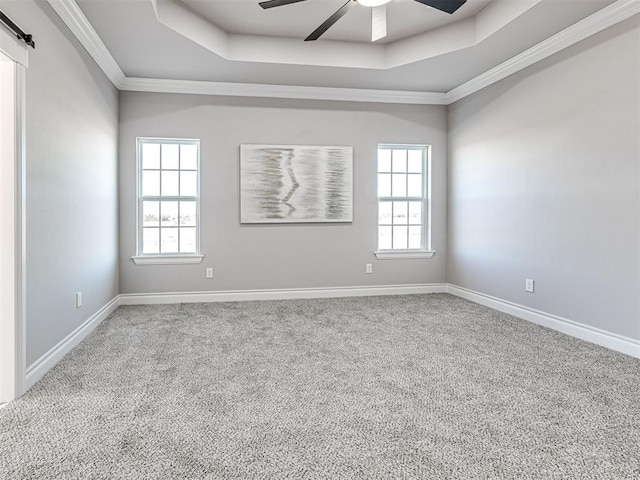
[377,144,429,251]
[137,138,200,255]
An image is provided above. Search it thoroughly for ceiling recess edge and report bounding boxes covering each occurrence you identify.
[47,0,639,105]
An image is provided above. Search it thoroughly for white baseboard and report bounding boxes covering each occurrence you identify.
[23,283,638,393]
[25,296,121,390]
[119,283,449,305]
[447,284,640,359]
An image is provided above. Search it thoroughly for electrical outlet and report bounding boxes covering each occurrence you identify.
[76,291,82,308]
[525,279,535,293]
[206,267,213,279]
[365,263,373,274]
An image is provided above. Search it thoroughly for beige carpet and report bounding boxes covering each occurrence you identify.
[1,294,639,479]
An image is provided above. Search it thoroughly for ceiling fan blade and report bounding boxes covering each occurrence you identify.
[259,0,307,10]
[305,0,357,42]
[413,0,466,14]
[371,4,387,42]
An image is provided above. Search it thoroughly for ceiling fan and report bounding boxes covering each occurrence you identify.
[258,0,467,42]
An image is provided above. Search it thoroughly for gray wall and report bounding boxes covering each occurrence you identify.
[119,94,448,293]
[448,17,640,341]
[3,2,119,366]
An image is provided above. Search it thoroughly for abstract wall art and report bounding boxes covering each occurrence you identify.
[240,144,353,223]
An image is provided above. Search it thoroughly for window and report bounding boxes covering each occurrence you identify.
[376,144,434,259]
[133,138,203,265]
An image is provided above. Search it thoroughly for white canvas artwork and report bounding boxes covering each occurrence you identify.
[240,144,353,223]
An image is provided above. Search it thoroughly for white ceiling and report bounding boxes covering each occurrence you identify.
[69,0,617,93]
[179,0,492,44]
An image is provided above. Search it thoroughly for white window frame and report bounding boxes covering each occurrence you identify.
[375,144,435,260]
[132,137,204,265]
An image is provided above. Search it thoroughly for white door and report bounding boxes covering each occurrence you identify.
[0,48,23,403]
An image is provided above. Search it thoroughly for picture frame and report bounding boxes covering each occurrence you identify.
[240,144,353,224]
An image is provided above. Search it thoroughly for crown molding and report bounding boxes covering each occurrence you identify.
[446,0,640,104]
[121,77,449,105]
[47,0,125,88]
[48,0,638,105]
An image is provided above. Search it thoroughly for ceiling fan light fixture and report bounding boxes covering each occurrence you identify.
[358,0,391,7]
[261,0,465,42]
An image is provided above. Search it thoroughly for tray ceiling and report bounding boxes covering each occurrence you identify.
[65,0,619,93]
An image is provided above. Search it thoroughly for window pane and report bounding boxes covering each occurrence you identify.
[408,202,422,225]
[161,201,178,227]
[378,201,392,225]
[162,144,179,169]
[375,145,428,253]
[142,228,159,254]
[378,173,391,197]
[142,143,160,169]
[180,201,197,226]
[392,174,407,197]
[181,144,198,170]
[393,201,408,225]
[392,149,407,173]
[378,149,391,172]
[180,171,198,197]
[142,170,160,196]
[378,225,392,250]
[407,174,422,198]
[180,227,197,253]
[161,171,179,196]
[139,139,201,257]
[392,226,408,249]
[407,150,423,173]
[143,201,159,227]
[409,226,422,249]
[160,228,179,253]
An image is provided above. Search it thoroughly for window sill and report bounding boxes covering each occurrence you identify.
[374,250,435,260]
[131,254,204,265]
